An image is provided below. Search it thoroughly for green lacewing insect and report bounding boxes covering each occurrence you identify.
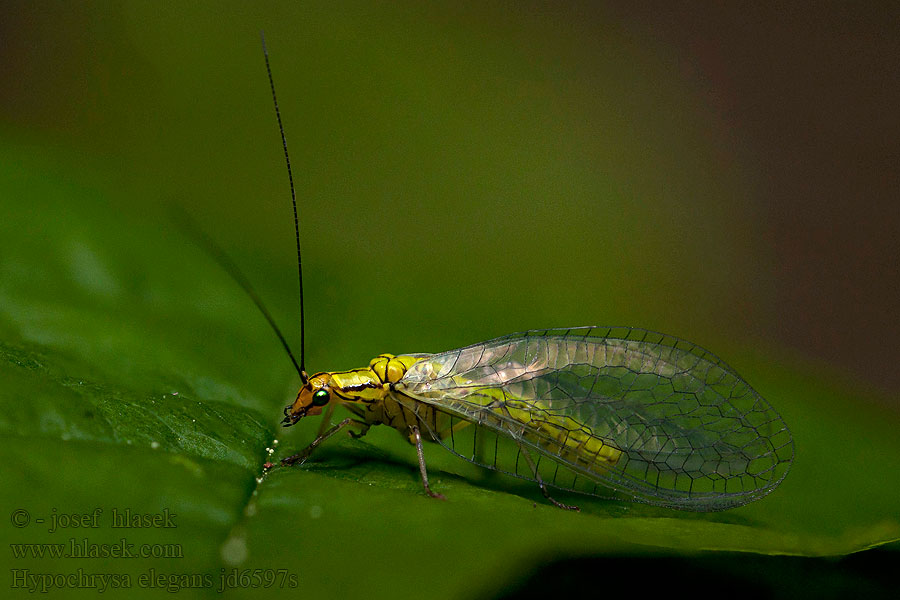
[215,35,793,512]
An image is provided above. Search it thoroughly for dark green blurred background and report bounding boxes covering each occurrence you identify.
[2,2,897,397]
[1,2,898,599]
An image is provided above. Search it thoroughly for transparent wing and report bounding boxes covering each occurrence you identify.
[396,327,794,511]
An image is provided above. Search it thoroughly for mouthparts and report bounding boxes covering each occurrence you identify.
[282,405,301,426]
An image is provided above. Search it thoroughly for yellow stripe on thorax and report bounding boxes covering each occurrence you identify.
[329,354,423,403]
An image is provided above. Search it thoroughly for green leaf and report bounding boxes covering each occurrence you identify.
[1,141,897,600]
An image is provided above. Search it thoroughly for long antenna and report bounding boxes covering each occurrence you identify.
[261,32,307,379]
[171,208,304,379]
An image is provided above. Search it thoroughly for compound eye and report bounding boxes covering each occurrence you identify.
[311,389,330,407]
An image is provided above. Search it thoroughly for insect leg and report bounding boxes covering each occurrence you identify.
[409,424,446,500]
[341,404,373,439]
[515,441,580,511]
[281,417,367,466]
[346,424,372,439]
[314,402,337,437]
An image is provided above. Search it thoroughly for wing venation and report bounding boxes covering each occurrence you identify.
[396,326,794,511]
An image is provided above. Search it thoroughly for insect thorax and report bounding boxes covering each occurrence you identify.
[328,354,423,404]
[327,354,433,438]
